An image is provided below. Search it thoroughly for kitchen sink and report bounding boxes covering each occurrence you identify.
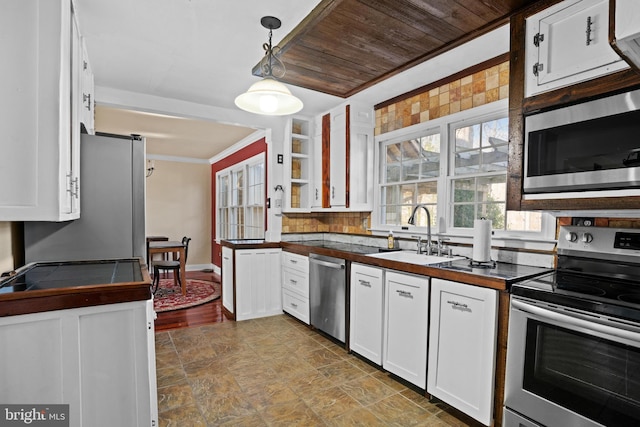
[366,250,465,266]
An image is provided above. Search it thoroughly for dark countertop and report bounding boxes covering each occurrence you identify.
[281,240,552,291]
[0,258,152,317]
[221,239,281,249]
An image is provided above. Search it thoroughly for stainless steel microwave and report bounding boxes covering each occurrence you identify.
[524,88,640,193]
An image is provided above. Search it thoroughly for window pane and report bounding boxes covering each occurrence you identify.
[386,164,401,183]
[482,146,509,172]
[455,124,481,150]
[481,117,508,148]
[455,149,480,174]
[383,205,401,226]
[416,182,437,204]
[507,211,542,232]
[477,175,506,203]
[453,178,475,203]
[420,135,440,178]
[453,204,475,228]
[400,184,415,205]
[479,203,505,229]
[386,143,402,164]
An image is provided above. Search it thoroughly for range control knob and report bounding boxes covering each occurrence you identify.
[582,233,594,243]
[565,232,578,242]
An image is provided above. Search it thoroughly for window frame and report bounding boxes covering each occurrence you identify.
[216,153,265,241]
[372,99,555,242]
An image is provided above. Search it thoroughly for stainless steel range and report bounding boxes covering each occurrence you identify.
[504,226,640,427]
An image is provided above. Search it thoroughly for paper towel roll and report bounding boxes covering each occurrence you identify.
[472,219,492,262]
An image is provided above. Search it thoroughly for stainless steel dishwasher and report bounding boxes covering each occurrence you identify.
[309,253,346,343]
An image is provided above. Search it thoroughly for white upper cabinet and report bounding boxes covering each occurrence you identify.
[525,0,627,97]
[312,102,374,211]
[0,0,82,221]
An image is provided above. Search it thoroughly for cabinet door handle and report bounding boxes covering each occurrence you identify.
[586,16,593,46]
[396,290,413,299]
[332,186,335,199]
[289,259,298,264]
[358,279,371,287]
[290,279,298,285]
[447,300,471,312]
[315,188,319,200]
[290,302,298,308]
[83,93,91,111]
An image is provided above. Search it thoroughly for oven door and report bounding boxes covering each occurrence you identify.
[505,297,640,427]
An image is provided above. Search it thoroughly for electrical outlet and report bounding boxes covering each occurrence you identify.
[277,154,283,164]
[572,217,595,226]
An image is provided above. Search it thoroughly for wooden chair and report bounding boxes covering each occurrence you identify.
[152,236,191,294]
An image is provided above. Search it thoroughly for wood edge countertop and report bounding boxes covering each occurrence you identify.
[0,258,153,317]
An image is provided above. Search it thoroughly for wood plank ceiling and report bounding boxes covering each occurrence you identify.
[254,0,540,98]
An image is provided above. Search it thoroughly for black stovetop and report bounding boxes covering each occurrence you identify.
[0,259,144,294]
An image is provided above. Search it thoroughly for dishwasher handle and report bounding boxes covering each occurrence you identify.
[310,258,345,270]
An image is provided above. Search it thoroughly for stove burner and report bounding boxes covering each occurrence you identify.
[618,294,640,304]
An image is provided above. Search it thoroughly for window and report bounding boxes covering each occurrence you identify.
[449,114,541,233]
[376,100,546,237]
[380,132,440,227]
[217,154,265,240]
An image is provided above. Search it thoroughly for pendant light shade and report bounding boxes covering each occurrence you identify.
[235,16,303,116]
[235,77,303,116]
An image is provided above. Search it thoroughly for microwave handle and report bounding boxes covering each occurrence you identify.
[512,299,640,343]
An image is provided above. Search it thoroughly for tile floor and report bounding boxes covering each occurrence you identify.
[155,314,477,426]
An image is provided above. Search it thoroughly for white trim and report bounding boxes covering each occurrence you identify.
[146,154,209,164]
[185,263,215,272]
[209,129,267,164]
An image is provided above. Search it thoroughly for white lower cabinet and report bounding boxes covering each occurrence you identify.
[0,300,157,427]
[383,271,429,389]
[235,249,282,321]
[427,278,498,426]
[281,252,310,324]
[350,263,384,365]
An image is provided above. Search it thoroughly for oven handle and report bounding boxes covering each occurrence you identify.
[512,299,640,342]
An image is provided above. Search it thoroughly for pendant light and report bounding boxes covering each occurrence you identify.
[235,16,303,116]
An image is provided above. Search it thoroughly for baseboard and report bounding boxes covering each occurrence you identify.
[185,263,215,272]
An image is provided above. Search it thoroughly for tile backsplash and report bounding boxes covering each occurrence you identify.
[375,60,509,135]
[282,212,371,235]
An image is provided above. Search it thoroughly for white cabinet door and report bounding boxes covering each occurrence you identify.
[221,246,234,315]
[235,249,282,321]
[0,0,80,221]
[525,0,626,97]
[383,271,429,388]
[311,115,323,209]
[0,300,157,427]
[350,263,384,365]
[428,278,498,426]
[329,105,347,207]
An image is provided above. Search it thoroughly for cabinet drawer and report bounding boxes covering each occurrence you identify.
[282,268,309,298]
[282,252,309,273]
[282,289,309,324]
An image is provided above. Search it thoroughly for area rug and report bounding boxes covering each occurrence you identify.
[153,278,221,313]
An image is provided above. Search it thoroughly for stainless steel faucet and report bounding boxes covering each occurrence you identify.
[408,204,432,255]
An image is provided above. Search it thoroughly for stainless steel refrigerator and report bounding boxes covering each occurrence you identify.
[24,133,146,263]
